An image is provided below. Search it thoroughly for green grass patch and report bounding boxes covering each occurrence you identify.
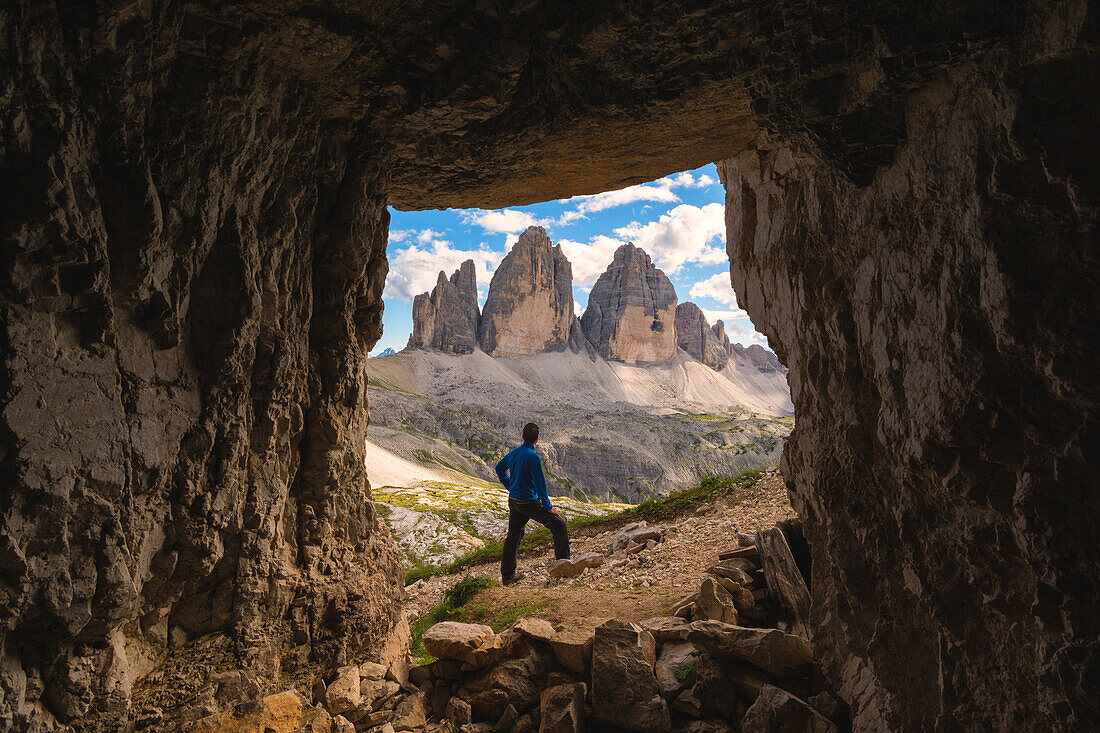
[403,468,766,584]
[409,575,498,664]
[453,594,552,631]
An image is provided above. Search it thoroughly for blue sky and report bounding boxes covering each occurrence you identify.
[373,164,770,355]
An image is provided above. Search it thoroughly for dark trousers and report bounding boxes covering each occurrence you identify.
[501,499,570,581]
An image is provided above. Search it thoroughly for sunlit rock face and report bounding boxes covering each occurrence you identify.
[478,227,574,356]
[675,302,729,370]
[582,244,678,364]
[719,14,1098,729]
[408,261,481,354]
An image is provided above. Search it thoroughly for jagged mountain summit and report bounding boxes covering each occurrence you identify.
[478,226,575,356]
[407,260,481,354]
[581,243,679,364]
[676,302,730,370]
[403,227,784,377]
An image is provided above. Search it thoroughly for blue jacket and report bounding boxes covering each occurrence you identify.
[495,442,552,509]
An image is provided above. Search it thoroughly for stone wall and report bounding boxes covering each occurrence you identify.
[718,20,1098,729]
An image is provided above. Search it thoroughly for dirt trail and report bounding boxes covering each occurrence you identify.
[405,470,795,624]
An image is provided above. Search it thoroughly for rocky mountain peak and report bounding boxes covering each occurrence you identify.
[581,243,677,364]
[478,226,574,356]
[675,302,729,370]
[407,259,481,354]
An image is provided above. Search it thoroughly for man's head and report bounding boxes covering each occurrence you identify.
[522,423,539,444]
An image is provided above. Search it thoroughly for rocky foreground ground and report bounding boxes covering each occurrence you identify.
[163,470,842,733]
[405,470,795,622]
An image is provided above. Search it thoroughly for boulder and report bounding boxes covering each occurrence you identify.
[191,691,318,733]
[685,621,813,678]
[694,578,738,624]
[422,622,502,667]
[675,302,729,370]
[742,685,837,733]
[639,617,691,642]
[707,563,755,587]
[471,645,551,720]
[387,658,410,687]
[391,691,428,731]
[683,722,736,733]
[612,522,663,553]
[654,641,697,699]
[514,616,557,643]
[581,244,678,364]
[445,696,472,726]
[307,705,333,733]
[333,715,355,733]
[361,662,388,681]
[479,227,574,356]
[326,666,361,716]
[550,624,597,675]
[715,577,756,610]
[590,619,671,733]
[407,260,481,354]
[549,552,605,578]
[539,683,586,733]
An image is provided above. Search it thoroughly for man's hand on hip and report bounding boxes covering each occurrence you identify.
[549,507,560,516]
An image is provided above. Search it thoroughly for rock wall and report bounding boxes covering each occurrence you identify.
[718,15,1098,729]
[408,261,481,354]
[478,227,573,357]
[1,4,402,729]
[581,244,678,364]
[675,303,729,371]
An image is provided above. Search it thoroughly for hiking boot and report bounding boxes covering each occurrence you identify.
[502,571,526,586]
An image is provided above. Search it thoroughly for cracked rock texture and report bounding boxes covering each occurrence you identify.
[581,244,678,365]
[478,227,574,357]
[719,8,1098,729]
[407,261,481,354]
[2,0,1097,730]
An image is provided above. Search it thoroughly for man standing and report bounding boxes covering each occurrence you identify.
[495,423,570,585]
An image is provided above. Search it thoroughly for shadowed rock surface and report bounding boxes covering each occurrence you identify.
[408,261,481,354]
[478,227,574,356]
[1,0,1096,729]
[676,302,730,371]
[581,244,678,364]
[718,14,1099,727]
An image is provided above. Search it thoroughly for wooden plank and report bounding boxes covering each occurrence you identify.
[758,527,812,640]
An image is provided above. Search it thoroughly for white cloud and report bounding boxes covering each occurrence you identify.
[384,231,504,301]
[388,229,412,243]
[699,307,751,326]
[689,272,740,309]
[460,209,549,235]
[669,171,717,188]
[613,203,727,274]
[574,300,585,317]
[554,171,718,226]
[557,235,627,287]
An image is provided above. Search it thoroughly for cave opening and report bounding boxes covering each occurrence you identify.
[2,2,1095,730]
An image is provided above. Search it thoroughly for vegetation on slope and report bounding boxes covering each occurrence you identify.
[404,469,763,584]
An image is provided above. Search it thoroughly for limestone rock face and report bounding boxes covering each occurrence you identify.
[408,261,481,354]
[719,15,1097,728]
[581,244,677,364]
[479,227,574,356]
[731,343,785,374]
[675,302,729,370]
